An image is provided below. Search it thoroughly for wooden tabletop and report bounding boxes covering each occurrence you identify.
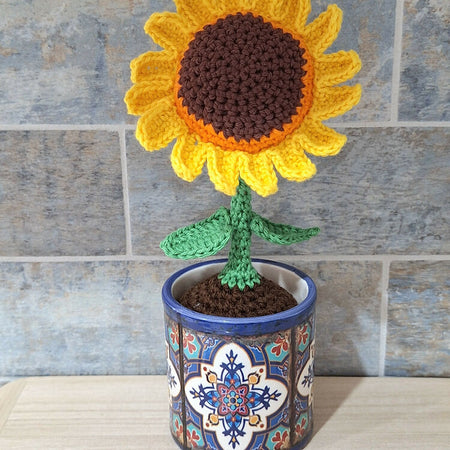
[0,376,448,449]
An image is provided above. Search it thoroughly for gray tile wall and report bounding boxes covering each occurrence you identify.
[0,0,448,385]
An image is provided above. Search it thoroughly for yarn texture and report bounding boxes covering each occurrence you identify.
[125,0,362,290]
[160,178,320,289]
[125,0,361,198]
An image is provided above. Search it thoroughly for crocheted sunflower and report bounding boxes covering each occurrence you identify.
[125,0,361,290]
[125,0,361,197]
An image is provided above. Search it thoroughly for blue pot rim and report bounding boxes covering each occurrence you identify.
[162,258,316,336]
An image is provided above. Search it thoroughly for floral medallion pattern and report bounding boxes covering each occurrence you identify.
[165,311,315,449]
[186,343,288,449]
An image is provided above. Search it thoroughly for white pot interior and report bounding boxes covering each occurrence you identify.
[171,261,310,305]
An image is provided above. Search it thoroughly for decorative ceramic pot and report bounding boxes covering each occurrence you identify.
[162,259,316,450]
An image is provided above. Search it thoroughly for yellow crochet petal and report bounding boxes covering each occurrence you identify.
[174,0,219,27]
[295,117,347,156]
[304,4,342,55]
[250,1,273,19]
[210,0,228,16]
[240,152,278,197]
[206,146,240,196]
[269,0,311,33]
[124,78,173,115]
[136,97,187,151]
[130,51,176,84]
[269,139,316,182]
[237,0,257,11]
[213,0,258,14]
[312,84,362,120]
[171,134,207,182]
[315,50,362,87]
[145,12,191,53]
[212,0,233,15]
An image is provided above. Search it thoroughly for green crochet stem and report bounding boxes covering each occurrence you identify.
[160,179,320,291]
[218,179,260,290]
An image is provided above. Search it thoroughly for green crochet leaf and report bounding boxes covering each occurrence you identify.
[251,213,320,245]
[160,207,231,259]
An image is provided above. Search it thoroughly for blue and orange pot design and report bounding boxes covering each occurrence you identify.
[162,259,316,450]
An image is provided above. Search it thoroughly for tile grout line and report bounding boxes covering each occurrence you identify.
[260,254,450,262]
[390,0,405,123]
[119,126,133,256]
[378,257,391,377]
[333,121,450,128]
[0,124,131,131]
[0,122,449,131]
[0,254,449,263]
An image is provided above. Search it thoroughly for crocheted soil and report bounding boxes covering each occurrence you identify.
[178,273,297,318]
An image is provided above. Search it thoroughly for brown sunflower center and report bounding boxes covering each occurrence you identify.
[177,12,308,143]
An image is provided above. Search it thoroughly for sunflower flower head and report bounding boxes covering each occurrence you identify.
[125,0,361,198]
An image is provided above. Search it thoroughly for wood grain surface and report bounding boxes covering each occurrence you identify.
[0,376,448,449]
